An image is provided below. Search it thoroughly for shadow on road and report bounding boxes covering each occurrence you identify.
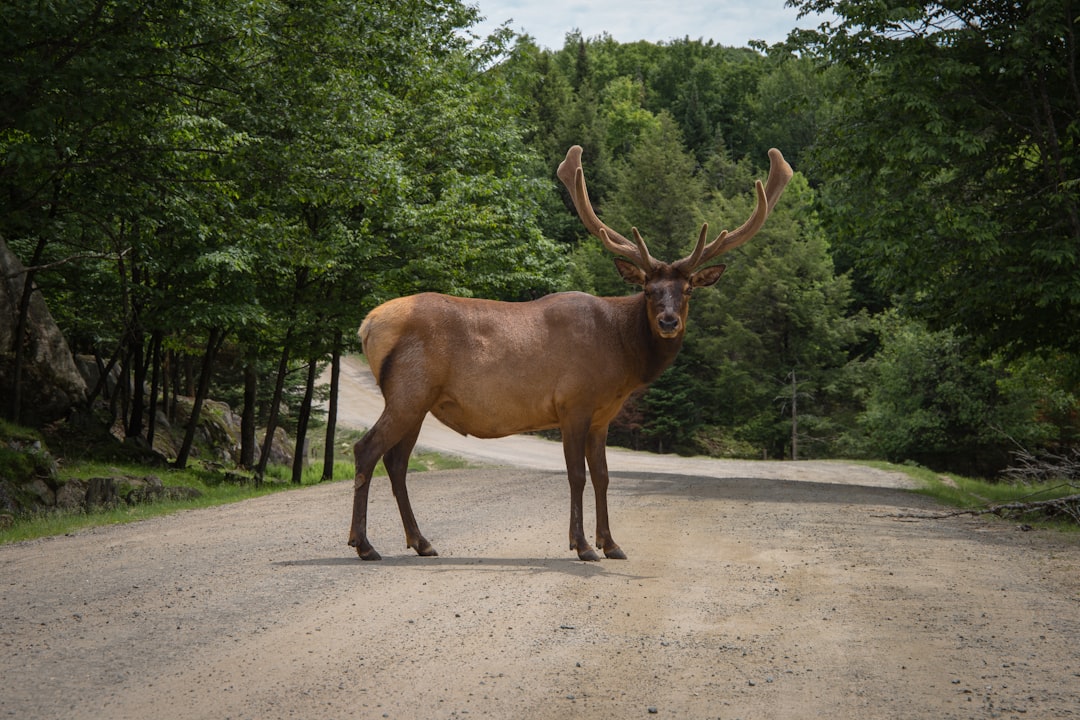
[614,471,931,510]
[273,554,651,579]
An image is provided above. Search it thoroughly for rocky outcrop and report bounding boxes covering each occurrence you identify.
[150,397,294,468]
[0,236,87,426]
[0,431,204,524]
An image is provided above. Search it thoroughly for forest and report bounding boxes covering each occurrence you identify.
[2,0,1078,481]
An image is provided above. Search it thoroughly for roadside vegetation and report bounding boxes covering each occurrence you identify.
[886,462,1080,532]
[0,425,467,546]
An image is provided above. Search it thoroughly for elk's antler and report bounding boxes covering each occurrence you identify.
[558,145,657,271]
[675,148,793,273]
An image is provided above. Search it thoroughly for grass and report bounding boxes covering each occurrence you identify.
[0,426,470,546]
[853,459,1080,530]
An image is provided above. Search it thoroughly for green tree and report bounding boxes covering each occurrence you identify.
[791,0,1080,356]
[0,0,254,426]
[604,114,705,263]
[855,312,1053,476]
[741,53,844,174]
[599,76,662,159]
[687,162,861,458]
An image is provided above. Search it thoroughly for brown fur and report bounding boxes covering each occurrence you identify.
[347,145,792,561]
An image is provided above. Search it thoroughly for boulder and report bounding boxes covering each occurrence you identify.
[0,236,87,425]
[150,397,293,467]
[55,478,88,509]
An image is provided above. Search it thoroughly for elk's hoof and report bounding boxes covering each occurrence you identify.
[604,546,628,560]
[414,542,439,557]
[356,546,382,561]
[577,547,601,562]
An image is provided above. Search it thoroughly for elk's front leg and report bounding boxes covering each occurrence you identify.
[586,427,626,559]
[563,423,600,561]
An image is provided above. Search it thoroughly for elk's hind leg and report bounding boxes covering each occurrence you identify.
[351,418,424,560]
[351,426,387,561]
[384,425,437,557]
[350,351,438,561]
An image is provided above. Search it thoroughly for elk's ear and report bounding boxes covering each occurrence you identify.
[613,258,647,286]
[690,264,726,288]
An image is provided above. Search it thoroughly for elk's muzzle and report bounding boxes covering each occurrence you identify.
[657,315,681,336]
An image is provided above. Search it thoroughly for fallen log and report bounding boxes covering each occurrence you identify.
[886,493,1080,524]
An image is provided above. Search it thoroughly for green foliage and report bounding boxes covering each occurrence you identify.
[853,313,1053,476]
[791,0,1080,356]
[686,170,863,458]
[604,114,705,262]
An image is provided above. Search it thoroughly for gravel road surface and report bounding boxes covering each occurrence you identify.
[1,357,1078,719]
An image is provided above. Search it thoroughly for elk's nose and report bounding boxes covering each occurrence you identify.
[658,316,680,334]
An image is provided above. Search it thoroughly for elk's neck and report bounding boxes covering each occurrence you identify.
[632,295,684,385]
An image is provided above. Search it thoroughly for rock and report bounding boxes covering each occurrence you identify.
[55,474,202,510]
[258,426,295,467]
[73,354,119,401]
[151,396,292,467]
[162,485,202,502]
[0,235,88,425]
[55,479,87,509]
[193,399,244,463]
[223,471,253,485]
[23,477,54,506]
[0,432,61,512]
[84,477,119,508]
[120,475,166,503]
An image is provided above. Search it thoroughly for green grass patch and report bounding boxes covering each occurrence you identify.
[854,459,1080,530]
[0,461,301,545]
[1,440,470,546]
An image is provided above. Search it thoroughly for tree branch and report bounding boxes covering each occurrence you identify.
[884,493,1080,524]
[5,248,131,279]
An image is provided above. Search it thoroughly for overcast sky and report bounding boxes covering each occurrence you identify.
[468,0,831,50]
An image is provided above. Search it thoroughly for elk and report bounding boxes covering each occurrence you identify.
[349,144,792,561]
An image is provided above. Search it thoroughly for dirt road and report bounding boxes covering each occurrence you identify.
[2,358,1078,719]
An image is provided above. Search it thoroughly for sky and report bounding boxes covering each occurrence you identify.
[467,0,832,50]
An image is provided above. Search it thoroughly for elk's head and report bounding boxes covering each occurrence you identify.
[557,145,793,340]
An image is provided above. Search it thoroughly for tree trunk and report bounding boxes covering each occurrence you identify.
[321,337,342,483]
[146,330,162,448]
[167,348,179,422]
[255,329,293,484]
[124,325,146,440]
[86,344,120,406]
[183,353,195,397]
[790,369,798,462]
[122,251,147,440]
[173,327,226,470]
[291,356,318,485]
[240,359,257,468]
